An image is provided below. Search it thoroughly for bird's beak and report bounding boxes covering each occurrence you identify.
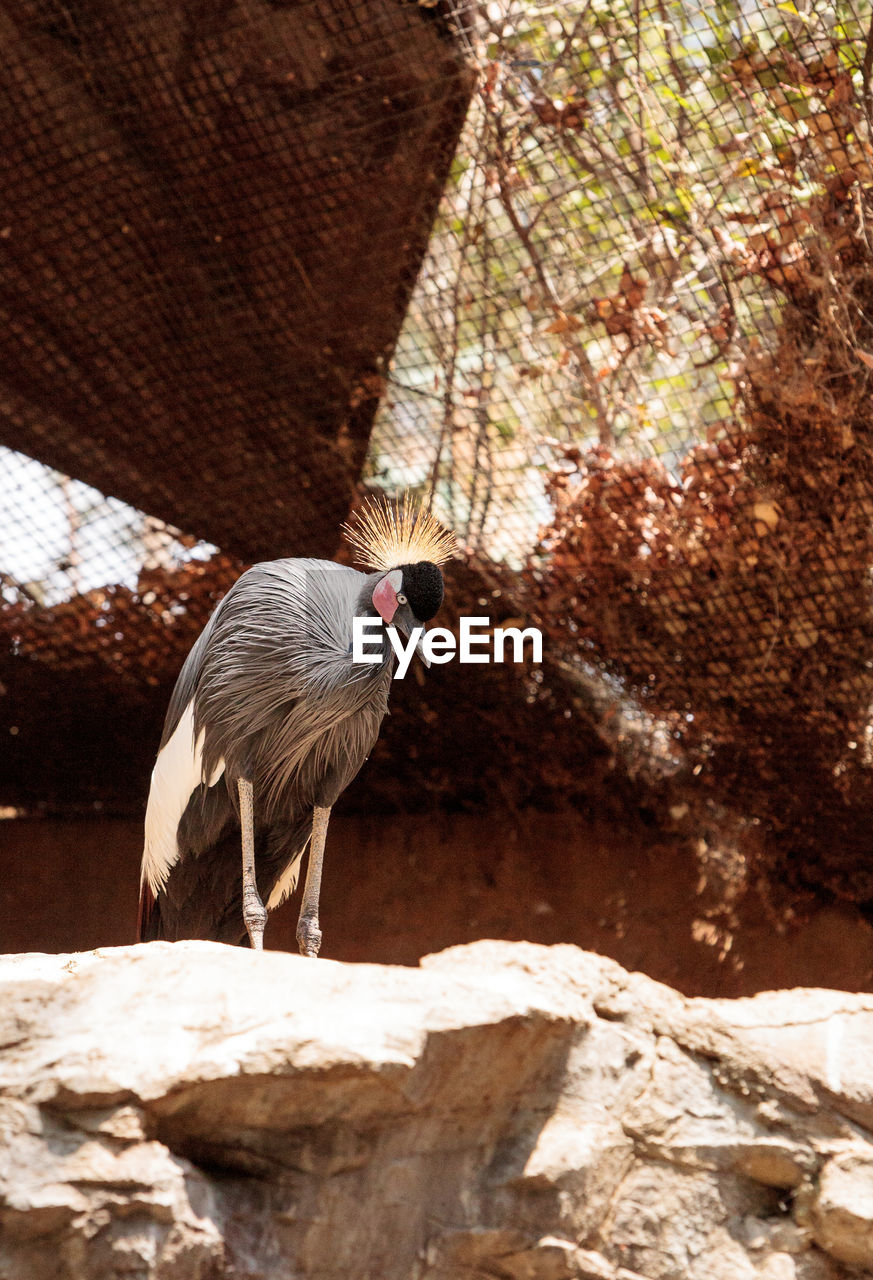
[415,625,431,669]
[394,604,431,668]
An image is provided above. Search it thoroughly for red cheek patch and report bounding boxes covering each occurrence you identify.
[372,575,398,624]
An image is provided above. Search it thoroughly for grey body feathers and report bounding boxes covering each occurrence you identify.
[146,558,394,943]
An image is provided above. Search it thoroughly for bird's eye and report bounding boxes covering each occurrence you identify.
[397,592,407,605]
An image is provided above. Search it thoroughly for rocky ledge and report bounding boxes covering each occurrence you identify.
[1,940,873,1279]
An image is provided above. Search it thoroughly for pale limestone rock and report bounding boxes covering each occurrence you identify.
[811,1147,873,1266]
[0,940,871,1279]
[735,1141,810,1190]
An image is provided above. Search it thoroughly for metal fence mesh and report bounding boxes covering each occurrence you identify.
[1,447,215,608]
[372,0,873,905]
[375,0,869,550]
[4,0,873,908]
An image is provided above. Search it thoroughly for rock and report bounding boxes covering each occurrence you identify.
[735,1141,810,1190]
[811,1147,873,1266]
[1,939,872,1279]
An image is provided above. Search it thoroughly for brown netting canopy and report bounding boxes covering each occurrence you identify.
[5,0,873,918]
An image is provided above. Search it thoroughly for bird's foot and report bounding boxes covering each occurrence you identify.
[297,913,322,958]
[243,898,267,951]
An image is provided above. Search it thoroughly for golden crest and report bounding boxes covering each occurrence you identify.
[343,492,456,571]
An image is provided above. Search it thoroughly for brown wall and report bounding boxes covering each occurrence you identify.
[1,812,871,997]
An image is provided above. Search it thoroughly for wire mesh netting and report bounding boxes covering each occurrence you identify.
[372,0,873,905]
[1,449,217,608]
[0,0,472,560]
[0,0,472,679]
[5,0,873,909]
[375,0,872,551]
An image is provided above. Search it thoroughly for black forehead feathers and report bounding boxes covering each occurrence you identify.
[399,561,444,622]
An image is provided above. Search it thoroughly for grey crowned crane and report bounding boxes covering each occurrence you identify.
[137,497,454,956]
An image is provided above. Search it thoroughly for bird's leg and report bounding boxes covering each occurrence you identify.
[297,805,330,958]
[238,776,267,950]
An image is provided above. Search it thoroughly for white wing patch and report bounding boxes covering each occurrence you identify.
[141,700,225,895]
[266,845,308,910]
